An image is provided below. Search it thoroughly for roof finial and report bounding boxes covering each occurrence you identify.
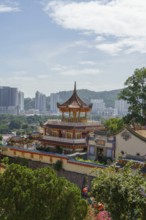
[74,81,76,93]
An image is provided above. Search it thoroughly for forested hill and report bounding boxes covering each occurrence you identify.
[24,89,122,110]
[57,89,121,108]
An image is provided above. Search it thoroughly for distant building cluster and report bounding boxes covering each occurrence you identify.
[91,99,129,118]
[0,86,61,116]
[0,86,24,115]
[0,86,129,117]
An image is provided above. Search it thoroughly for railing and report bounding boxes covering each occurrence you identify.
[125,154,146,162]
[42,136,86,144]
[62,117,87,123]
[44,120,100,127]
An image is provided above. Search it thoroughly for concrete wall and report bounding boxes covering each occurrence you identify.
[1,146,105,178]
[1,147,97,189]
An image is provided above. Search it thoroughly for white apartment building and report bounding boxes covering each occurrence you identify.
[18,91,24,112]
[35,91,46,114]
[91,99,106,114]
[115,100,129,116]
[50,93,60,114]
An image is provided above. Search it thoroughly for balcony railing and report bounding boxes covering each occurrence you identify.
[62,117,87,123]
[42,136,86,144]
[44,120,100,127]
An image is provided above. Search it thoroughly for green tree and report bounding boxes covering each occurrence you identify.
[0,124,9,134]
[104,118,124,134]
[91,164,146,220]
[9,119,22,130]
[0,135,2,146]
[1,157,9,165]
[22,123,28,129]
[119,67,146,124]
[0,164,87,220]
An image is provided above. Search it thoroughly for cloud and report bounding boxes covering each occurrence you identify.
[43,0,146,54]
[11,70,28,76]
[57,67,100,76]
[96,37,146,55]
[79,61,96,65]
[37,74,50,79]
[0,2,20,13]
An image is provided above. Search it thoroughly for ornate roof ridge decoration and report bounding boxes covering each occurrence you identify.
[57,82,92,110]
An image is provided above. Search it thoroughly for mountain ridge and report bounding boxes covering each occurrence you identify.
[57,88,122,108]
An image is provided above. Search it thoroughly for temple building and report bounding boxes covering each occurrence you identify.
[40,82,100,153]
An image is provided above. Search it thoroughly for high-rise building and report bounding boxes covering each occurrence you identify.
[91,99,105,114]
[0,86,19,114]
[35,91,46,114]
[115,100,129,116]
[50,93,60,113]
[18,91,24,112]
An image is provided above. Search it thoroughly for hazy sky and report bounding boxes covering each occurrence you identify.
[0,0,146,97]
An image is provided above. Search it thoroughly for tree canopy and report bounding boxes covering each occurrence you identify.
[0,164,87,220]
[0,114,49,134]
[119,67,146,124]
[91,164,146,220]
[104,118,124,134]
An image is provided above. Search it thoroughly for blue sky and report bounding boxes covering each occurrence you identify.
[0,0,146,98]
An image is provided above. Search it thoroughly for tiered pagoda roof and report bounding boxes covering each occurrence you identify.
[57,82,92,112]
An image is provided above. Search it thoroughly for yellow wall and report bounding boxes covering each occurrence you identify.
[2,147,103,177]
[1,146,145,178]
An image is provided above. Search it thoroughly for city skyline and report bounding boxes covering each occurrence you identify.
[0,0,146,97]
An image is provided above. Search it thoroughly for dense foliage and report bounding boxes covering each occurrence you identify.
[91,164,146,220]
[0,164,87,220]
[119,67,146,124]
[104,118,124,134]
[0,114,49,134]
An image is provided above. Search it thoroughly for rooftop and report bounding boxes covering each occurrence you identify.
[135,129,146,138]
[57,82,92,111]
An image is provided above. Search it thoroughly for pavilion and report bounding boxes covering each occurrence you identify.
[40,82,100,153]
